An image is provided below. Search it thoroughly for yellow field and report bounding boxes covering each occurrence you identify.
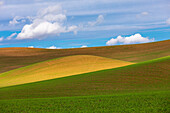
[0,55,134,87]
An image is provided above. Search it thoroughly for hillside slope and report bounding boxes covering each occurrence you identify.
[0,55,133,87]
[0,56,169,100]
[0,40,169,73]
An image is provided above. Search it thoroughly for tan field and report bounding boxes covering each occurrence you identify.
[0,55,134,87]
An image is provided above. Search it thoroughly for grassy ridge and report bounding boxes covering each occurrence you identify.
[0,40,169,73]
[0,91,169,113]
[0,55,133,87]
[0,56,169,100]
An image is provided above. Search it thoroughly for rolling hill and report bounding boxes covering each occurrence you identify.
[0,41,169,112]
[0,55,133,87]
[0,40,169,73]
[0,56,169,100]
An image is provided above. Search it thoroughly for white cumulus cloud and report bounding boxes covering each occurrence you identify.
[81,45,88,48]
[67,25,78,34]
[0,1,3,6]
[28,46,34,48]
[9,16,20,25]
[47,45,61,49]
[16,5,78,40]
[6,33,17,40]
[136,11,149,18]
[0,37,3,41]
[166,18,170,25]
[9,16,28,25]
[88,15,104,26]
[141,12,149,15]
[106,33,154,45]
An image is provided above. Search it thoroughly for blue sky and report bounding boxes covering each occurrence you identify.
[0,0,169,49]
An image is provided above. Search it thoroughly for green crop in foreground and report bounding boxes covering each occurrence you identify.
[0,91,169,113]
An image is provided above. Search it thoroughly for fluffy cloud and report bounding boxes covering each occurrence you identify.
[0,37,3,41]
[106,33,154,45]
[9,16,20,25]
[166,18,170,25]
[141,12,149,15]
[67,25,78,34]
[136,11,149,18]
[28,46,34,48]
[47,45,61,49]
[0,1,3,6]
[6,33,17,40]
[9,16,28,25]
[16,5,78,40]
[88,15,104,26]
[81,45,87,48]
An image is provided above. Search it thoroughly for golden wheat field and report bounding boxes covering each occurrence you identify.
[0,55,134,87]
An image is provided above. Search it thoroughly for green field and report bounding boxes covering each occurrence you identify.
[0,56,169,100]
[0,41,169,113]
[0,91,169,113]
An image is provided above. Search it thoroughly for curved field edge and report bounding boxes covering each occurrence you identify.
[0,40,169,73]
[0,91,169,113]
[0,56,169,100]
[0,55,133,77]
[0,55,134,87]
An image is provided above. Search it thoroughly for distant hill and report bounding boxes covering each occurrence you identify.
[0,40,169,73]
[0,55,133,87]
[0,56,169,100]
